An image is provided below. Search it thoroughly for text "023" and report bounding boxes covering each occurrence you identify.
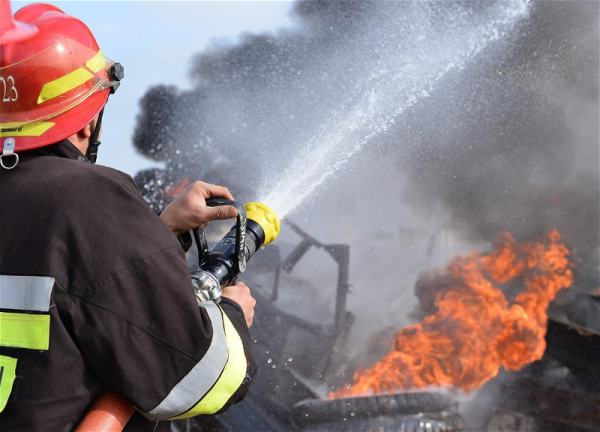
[1,76,18,103]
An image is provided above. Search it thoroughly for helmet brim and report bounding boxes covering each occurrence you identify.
[7,88,109,152]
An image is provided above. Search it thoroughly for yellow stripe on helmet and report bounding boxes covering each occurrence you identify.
[36,50,105,105]
[37,67,94,105]
[0,121,55,137]
[85,51,106,73]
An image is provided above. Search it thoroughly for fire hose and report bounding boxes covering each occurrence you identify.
[75,200,280,431]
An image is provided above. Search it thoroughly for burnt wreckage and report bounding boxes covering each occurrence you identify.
[130,3,598,428]
[180,227,598,432]
[134,170,599,431]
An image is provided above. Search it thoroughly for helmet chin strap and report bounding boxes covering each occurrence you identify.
[86,108,104,164]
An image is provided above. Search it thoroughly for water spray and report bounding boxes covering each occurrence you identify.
[261,0,531,218]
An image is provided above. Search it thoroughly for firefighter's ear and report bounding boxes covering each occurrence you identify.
[77,123,93,140]
[67,121,94,156]
[68,113,99,155]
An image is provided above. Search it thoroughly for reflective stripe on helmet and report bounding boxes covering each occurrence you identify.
[0,275,54,311]
[37,67,94,105]
[35,50,107,105]
[85,51,106,73]
[144,302,247,420]
[0,121,54,137]
[0,312,50,350]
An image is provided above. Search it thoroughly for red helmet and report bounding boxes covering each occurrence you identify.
[0,0,123,156]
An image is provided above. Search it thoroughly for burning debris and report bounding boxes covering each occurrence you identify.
[131,1,598,430]
[331,230,573,398]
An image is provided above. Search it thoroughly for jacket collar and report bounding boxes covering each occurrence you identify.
[23,140,88,162]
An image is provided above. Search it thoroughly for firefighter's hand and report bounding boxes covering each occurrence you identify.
[222,282,256,328]
[160,181,237,234]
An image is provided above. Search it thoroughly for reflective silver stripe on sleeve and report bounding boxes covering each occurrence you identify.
[145,301,229,420]
[0,275,55,312]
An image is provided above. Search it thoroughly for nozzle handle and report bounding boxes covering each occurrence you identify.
[201,199,248,273]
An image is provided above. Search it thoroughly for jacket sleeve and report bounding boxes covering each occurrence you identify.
[217,298,258,409]
[54,168,256,420]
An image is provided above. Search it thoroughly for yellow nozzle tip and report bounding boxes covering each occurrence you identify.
[244,201,281,245]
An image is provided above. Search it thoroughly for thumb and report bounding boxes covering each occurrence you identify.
[204,205,238,221]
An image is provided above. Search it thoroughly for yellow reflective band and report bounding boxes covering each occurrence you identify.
[85,51,105,73]
[173,313,247,418]
[0,312,50,350]
[0,121,54,137]
[0,355,17,413]
[37,67,94,104]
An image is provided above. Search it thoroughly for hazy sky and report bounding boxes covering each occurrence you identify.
[14,1,294,174]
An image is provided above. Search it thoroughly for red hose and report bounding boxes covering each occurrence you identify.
[75,391,134,432]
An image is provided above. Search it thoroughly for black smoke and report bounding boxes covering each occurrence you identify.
[132,0,599,333]
[400,0,599,275]
[132,0,387,209]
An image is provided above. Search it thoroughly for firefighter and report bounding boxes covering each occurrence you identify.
[0,2,257,431]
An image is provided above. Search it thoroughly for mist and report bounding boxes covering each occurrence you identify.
[132,0,599,357]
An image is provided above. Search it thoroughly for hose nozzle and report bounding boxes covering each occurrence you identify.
[245,202,280,245]
[190,200,280,303]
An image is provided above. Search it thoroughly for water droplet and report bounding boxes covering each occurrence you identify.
[287,357,293,362]
[267,358,272,364]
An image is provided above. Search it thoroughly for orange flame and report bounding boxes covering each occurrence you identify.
[330,230,573,398]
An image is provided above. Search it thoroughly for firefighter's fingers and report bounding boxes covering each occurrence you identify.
[200,205,238,222]
[222,282,256,328]
[160,182,236,233]
[245,308,254,328]
[191,181,234,200]
[244,290,256,327]
[225,281,250,296]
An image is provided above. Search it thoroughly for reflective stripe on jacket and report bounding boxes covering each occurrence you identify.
[0,140,256,432]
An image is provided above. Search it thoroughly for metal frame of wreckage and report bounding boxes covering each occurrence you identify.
[177,220,468,432]
[172,222,600,432]
[175,222,475,432]
[172,220,355,432]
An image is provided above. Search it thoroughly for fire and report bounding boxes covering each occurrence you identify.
[330,230,573,398]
